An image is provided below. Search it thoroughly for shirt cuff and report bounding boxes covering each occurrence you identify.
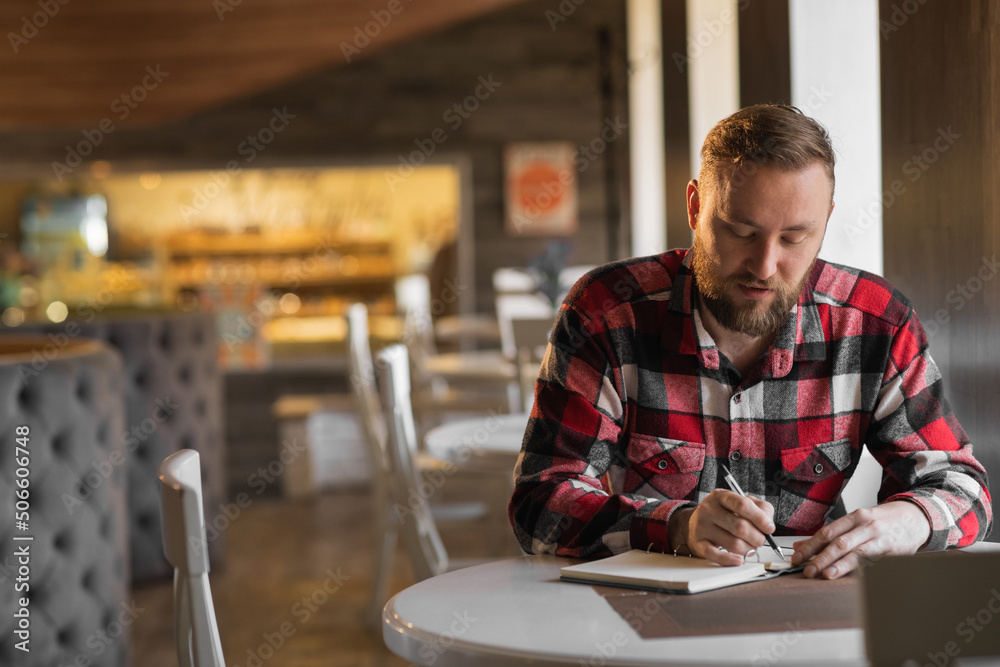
[884,493,947,551]
[629,500,697,554]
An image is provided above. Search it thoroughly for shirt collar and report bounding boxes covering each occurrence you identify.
[664,250,828,376]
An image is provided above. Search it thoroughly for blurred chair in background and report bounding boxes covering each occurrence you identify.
[510,317,554,413]
[347,304,499,626]
[158,449,225,667]
[375,344,499,583]
[395,274,510,432]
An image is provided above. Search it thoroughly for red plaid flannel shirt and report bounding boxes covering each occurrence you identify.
[508,249,992,557]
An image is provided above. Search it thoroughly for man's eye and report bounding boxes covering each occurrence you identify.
[783,236,805,246]
[729,228,753,240]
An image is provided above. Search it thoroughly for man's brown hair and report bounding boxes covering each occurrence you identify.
[699,104,836,199]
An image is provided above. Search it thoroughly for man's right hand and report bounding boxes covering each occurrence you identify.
[668,490,777,566]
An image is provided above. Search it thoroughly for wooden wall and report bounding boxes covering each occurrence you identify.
[0,0,631,313]
[661,0,693,251]
[880,0,1000,539]
[738,0,791,107]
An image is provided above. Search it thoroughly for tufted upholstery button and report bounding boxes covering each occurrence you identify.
[158,328,173,353]
[76,374,92,403]
[132,368,147,389]
[17,384,31,408]
[97,420,109,447]
[657,459,668,470]
[813,463,824,474]
[53,531,71,553]
[51,431,67,456]
[178,364,192,384]
[136,512,154,531]
[730,451,741,461]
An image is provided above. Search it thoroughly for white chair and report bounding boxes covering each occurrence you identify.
[158,449,225,667]
[558,264,597,300]
[495,292,553,360]
[394,276,510,428]
[348,305,494,619]
[376,344,507,581]
[346,304,399,627]
[376,344,452,580]
[510,316,554,412]
[492,266,538,294]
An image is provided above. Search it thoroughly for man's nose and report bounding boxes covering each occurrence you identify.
[746,240,779,281]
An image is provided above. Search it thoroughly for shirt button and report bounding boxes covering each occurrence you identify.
[658,460,668,470]
[813,463,824,474]
[733,393,742,404]
[730,451,741,461]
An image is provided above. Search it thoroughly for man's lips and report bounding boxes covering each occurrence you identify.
[738,283,773,300]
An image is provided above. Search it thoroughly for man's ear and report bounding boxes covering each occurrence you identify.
[686,180,700,232]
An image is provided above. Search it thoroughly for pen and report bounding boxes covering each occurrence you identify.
[719,463,785,561]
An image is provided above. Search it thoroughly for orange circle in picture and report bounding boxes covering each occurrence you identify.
[516,164,564,212]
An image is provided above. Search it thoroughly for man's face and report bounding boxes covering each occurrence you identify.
[687,162,834,338]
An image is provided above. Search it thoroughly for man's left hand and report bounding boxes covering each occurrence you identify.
[790,501,931,579]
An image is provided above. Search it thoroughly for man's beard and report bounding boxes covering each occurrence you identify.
[689,240,814,338]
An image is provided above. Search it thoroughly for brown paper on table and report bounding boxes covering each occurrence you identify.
[593,572,863,639]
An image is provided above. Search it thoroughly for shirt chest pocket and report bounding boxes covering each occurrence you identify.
[624,433,706,501]
[775,438,853,532]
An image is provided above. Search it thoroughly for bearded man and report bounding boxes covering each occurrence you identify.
[507,104,992,578]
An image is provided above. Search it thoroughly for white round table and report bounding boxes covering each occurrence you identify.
[382,556,867,666]
[423,412,530,473]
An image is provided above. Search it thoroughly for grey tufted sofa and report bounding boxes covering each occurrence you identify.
[0,337,130,667]
[9,309,226,581]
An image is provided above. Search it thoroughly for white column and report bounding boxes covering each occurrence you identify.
[627,0,666,257]
[790,0,882,275]
[686,0,740,182]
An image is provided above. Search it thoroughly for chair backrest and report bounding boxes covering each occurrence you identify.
[558,265,597,293]
[495,293,553,359]
[375,344,449,580]
[510,316,554,412]
[492,267,537,294]
[346,303,390,473]
[158,449,226,667]
[394,274,440,392]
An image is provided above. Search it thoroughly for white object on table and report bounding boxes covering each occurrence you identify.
[423,412,530,472]
[382,555,867,667]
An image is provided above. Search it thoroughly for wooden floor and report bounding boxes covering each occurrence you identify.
[130,487,499,666]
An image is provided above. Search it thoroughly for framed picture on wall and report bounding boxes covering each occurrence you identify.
[504,142,578,236]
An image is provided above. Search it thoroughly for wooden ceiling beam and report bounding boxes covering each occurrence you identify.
[0,0,526,130]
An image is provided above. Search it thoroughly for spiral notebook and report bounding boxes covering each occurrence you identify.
[560,544,805,595]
